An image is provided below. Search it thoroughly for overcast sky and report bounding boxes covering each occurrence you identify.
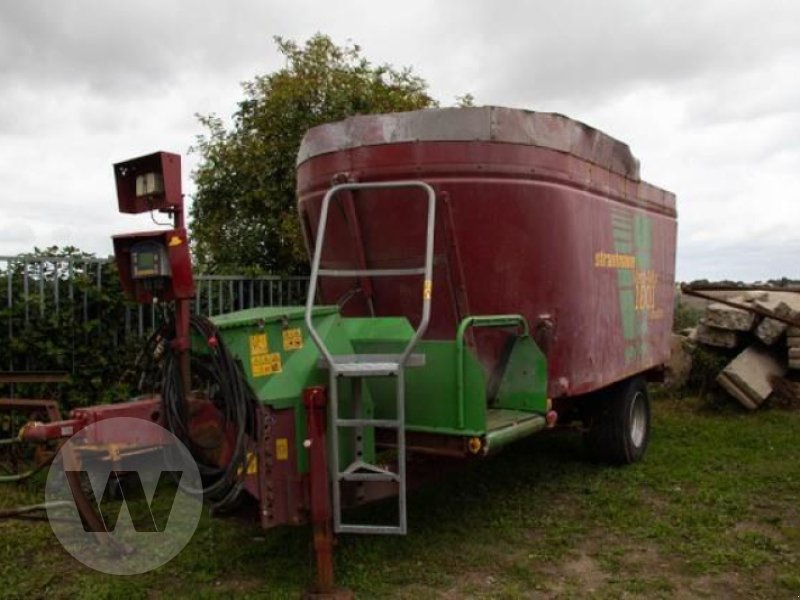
[0,1,798,281]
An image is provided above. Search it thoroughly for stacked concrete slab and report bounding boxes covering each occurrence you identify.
[788,327,800,370]
[717,345,786,410]
[685,290,800,409]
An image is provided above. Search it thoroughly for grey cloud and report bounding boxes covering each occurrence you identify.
[439,1,800,109]
[679,237,800,282]
[0,1,289,96]
[0,220,36,246]
[0,0,799,282]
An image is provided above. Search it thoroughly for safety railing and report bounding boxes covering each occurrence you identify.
[0,255,309,372]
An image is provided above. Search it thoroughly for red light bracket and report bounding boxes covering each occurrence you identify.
[112,151,193,303]
[114,151,182,214]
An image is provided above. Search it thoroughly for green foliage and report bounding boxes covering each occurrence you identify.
[190,34,438,275]
[455,92,476,107]
[686,343,734,407]
[673,299,702,332]
[0,248,139,410]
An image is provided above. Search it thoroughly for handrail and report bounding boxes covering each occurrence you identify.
[455,314,530,429]
[304,181,437,371]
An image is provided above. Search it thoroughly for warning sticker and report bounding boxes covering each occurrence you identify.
[276,438,289,461]
[423,279,433,300]
[282,328,303,351]
[249,333,269,355]
[237,451,258,475]
[251,352,283,377]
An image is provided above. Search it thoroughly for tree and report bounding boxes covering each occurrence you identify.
[190,34,438,274]
[0,247,139,409]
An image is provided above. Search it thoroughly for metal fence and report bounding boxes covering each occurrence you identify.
[1,255,310,372]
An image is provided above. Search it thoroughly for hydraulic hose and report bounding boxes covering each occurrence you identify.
[158,315,258,512]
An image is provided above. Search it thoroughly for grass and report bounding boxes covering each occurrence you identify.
[3,394,800,598]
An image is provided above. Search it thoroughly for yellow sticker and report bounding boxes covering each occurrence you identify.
[276,438,289,461]
[168,235,183,247]
[237,451,258,475]
[251,352,282,377]
[423,279,433,300]
[268,352,283,374]
[251,353,269,377]
[249,333,269,355]
[282,328,303,351]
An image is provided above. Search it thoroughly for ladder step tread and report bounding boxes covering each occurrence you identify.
[341,460,394,476]
[317,353,426,375]
[337,524,405,535]
[336,362,399,376]
[336,418,400,428]
[339,472,399,482]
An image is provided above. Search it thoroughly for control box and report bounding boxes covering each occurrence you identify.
[113,229,194,303]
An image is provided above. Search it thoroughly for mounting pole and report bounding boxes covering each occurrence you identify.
[302,386,353,600]
[172,203,191,396]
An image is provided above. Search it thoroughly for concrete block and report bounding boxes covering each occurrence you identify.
[717,345,787,410]
[743,291,769,302]
[752,294,788,344]
[787,336,800,348]
[696,320,739,348]
[705,302,756,331]
[789,348,800,360]
[788,326,800,336]
[789,360,800,371]
[755,317,787,345]
[773,293,800,321]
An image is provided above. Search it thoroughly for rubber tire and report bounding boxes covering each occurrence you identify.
[585,376,650,464]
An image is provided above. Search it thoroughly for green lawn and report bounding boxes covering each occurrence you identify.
[2,395,800,599]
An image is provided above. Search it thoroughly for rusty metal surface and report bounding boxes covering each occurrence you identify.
[682,284,800,293]
[681,286,800,329]
[258,406,307,528]
[19,396,167,445]
[1,398,62,481]
[0,398,60,422]
[375,429,472,458]
[297,121,677,400]
[298,106,641,180]
[0,372,69,384]
[302,387,336,595]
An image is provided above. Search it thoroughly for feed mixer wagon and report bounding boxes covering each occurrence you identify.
[20,107,676,597]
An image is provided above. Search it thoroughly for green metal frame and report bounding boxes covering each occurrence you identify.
[455,314,529,429]
[209,307,550,472]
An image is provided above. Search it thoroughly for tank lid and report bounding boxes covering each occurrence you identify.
[297,106,641,180]
[210,305,337,330]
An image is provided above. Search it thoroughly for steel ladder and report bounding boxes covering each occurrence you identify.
[304,180,436,534]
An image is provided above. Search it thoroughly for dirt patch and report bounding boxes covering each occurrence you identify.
[675,572,742,599]
[561,552,606,591]
[537,537,610,596]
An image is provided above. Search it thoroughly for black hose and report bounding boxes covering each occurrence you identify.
[159,315,258,512]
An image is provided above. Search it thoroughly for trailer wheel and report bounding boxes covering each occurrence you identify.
[585,376,650,464]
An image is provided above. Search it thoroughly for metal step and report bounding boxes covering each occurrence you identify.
[339,458,400,481]
[337,362,399,377]
[336,418,400,428]
[317,353,425,377]
[339,471,400,482]
[337,524,404,535]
